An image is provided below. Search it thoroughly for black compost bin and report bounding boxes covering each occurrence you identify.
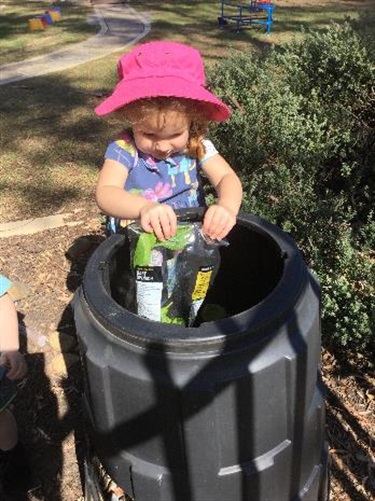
[74,209,329,501]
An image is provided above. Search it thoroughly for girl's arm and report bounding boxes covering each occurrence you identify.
[96,159,177,240]
[201,154,243,240]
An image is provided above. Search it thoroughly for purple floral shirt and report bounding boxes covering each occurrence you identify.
[104,132,219,211]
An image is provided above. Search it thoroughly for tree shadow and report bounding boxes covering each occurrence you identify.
[325,390,372,501]
[16,315,63,501]
[58,233,106,495]
[13,233,105,501]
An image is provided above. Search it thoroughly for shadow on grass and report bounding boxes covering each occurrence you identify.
[0,72,108,218]
[1,0,373,220]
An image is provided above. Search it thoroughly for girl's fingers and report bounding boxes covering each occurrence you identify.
[215,220,235,240]
[141,204,177,241]
[203,205,236,240]
[161,206,177,239]
[152,219,165,242]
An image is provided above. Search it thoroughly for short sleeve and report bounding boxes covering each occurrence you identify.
[200,139,219,165]
[104,133,137,171]
[0,275,12,297]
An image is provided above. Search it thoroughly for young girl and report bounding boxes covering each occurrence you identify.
[95,41,242,241]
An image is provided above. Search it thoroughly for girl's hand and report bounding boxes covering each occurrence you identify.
[140,202,177,241]
[0,351,27,380]
[203,204,237,241]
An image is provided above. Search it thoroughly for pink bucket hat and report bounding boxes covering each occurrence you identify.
[95,41,231,121]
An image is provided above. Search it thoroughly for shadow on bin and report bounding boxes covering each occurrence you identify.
[73,209,330,501]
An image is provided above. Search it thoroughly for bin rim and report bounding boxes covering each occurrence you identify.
[77,210,314,352]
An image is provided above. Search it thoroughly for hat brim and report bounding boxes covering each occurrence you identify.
[95,75,231,121]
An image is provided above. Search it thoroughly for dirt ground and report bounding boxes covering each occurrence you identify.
[0,200,374,501]
[0,202,103,501]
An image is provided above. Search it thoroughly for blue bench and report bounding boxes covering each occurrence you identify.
[218,1,275,35]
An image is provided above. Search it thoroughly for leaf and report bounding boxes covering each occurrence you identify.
[159,225,193,251]
[133,232,157,266]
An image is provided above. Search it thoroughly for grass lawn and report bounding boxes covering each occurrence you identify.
[0,0,373,223]
[0,0,97,65]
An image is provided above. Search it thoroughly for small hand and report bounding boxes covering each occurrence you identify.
[140,202,177,241]
[0,351,27,380]
[203,204,237,241]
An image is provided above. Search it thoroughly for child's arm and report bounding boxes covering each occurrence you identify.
[0,292,19,353]
[96,159,177,241]
[0,292,27,381]
[201,154,243,240]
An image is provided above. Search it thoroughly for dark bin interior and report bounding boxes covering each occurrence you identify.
[108,219,284,323]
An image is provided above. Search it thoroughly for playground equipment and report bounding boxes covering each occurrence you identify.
[28,17,46,31]
[46,8,62,22]
[218,0,275,35]
[28,6,62,31]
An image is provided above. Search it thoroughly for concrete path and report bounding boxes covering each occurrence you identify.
[0,4,151,85]
[0,213,83,238]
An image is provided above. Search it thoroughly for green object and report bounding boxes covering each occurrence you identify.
[200,303,227,322]
[129,223,223,326]
[133,225,193,267]
[161,301,185,325]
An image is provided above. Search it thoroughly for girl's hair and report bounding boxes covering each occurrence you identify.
[117,97,210,159]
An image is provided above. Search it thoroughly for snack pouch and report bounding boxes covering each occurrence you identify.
[127,223,226,326]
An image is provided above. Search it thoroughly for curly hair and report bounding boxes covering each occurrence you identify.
[117,97,211,160]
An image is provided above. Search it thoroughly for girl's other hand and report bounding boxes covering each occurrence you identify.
[140,202,177,241]
[0,351,27,380]
[203,204,237,241]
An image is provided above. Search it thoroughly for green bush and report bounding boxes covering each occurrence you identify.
[208,23,375,352]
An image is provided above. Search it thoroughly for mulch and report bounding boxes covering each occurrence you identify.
[0,204,374,501]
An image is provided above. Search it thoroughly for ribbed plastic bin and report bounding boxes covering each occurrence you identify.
[74,209,329,501]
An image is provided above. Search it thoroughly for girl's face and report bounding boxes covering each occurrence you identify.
[132,110,191,160]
